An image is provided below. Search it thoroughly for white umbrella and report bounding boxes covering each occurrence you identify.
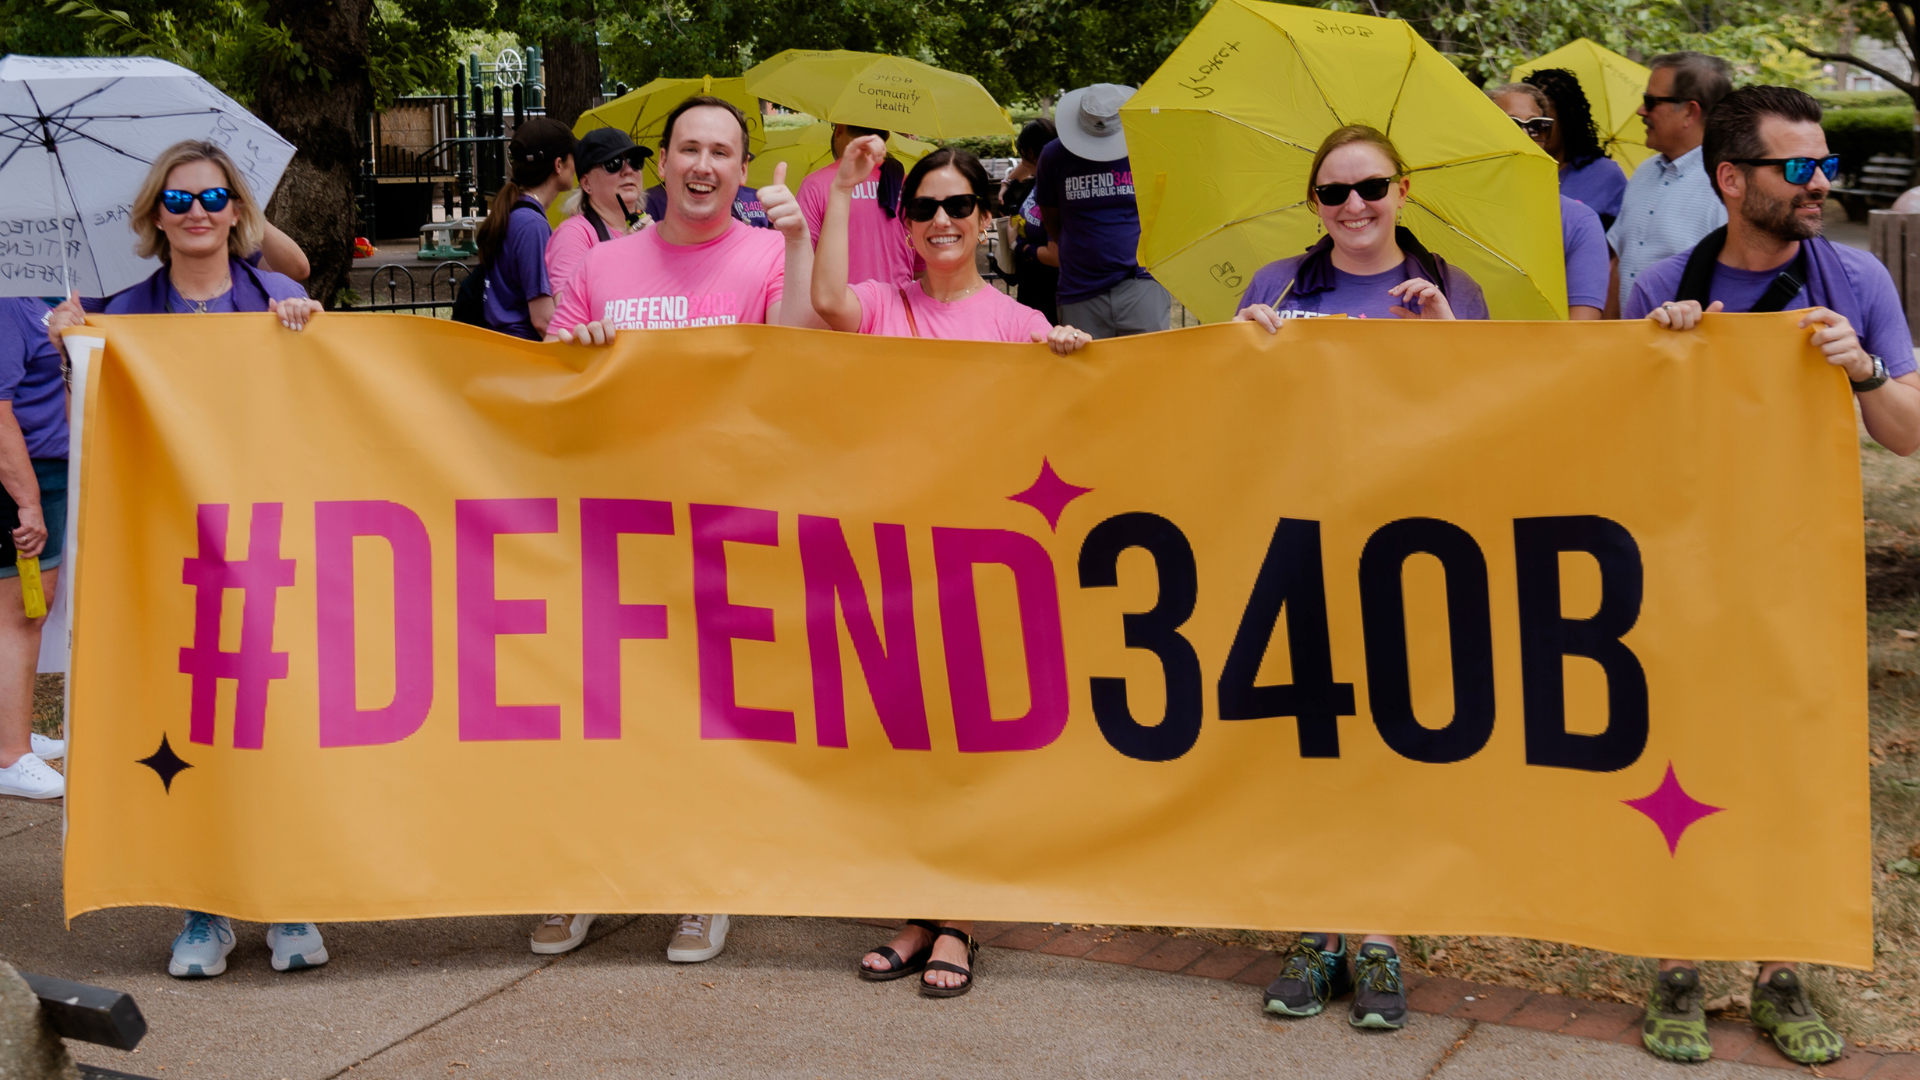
[0,55,297,299]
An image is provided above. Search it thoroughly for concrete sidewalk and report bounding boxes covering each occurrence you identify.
[0,799,1852,1078]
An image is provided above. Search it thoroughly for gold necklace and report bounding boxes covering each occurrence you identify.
[927,279,986,304]
[172,275,233,314]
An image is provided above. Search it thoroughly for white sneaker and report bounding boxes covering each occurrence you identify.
[0,752,63,799]
[29,733,63,760]
[530,913,596,955]
[169,912,234,977]
[667,913,729,963]
[265,922,329,971]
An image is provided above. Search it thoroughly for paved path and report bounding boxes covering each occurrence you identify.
[0,798,1896,1078]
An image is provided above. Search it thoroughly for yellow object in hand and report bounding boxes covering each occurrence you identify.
[18,556,45,619]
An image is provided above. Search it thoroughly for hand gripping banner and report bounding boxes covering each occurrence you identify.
[62,313,1871,967]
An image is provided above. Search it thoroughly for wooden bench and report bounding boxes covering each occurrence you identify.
[1834,153,1916,219]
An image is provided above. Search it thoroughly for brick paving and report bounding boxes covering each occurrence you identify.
[856,919,1920,1076]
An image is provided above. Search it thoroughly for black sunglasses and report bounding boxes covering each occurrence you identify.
[1312,176,1396,205]
[903,194,980,222]
[596,150,650,174]
[1511,116,1555,137]
[159,187,231,215]
[1642,93,1688,111]
[1726,155,1840,185]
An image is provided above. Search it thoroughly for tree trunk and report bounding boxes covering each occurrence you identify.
[543,27,601,130]
[253,0,374,308]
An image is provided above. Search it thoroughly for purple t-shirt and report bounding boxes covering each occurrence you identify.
[0,299,69,459]
[483,198,553,341]
[1561,196,1610,310]
[1238,251,1490,319]
[1034,141,1151,304]
[643,185,771,228]
[1560,156,1628,227]
[1625,242,1917,376]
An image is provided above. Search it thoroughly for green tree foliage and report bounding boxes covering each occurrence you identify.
[36,0,489,107]
[1321,0,1825,86]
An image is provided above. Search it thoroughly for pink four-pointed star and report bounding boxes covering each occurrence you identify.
[1008,458,1092,531]
[1623,761,1724,857]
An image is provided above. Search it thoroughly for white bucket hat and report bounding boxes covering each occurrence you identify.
[1056,83,1135,162]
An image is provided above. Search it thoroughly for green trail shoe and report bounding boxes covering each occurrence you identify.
[1348,941,1408,1030]
[1642,967,1712,1062]
[1263,933,1351,1018]
[1750,968,1843,1065]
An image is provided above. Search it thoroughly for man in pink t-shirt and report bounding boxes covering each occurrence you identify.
[797,124,920,287]
[548,97,824,342]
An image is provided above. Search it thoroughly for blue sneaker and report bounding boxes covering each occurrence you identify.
[1349,941,1409,1030]
[1264,933,1352,1017]
[169,911,234,978]
[266,922,329,972]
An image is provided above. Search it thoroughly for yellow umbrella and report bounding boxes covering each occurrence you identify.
[1121,0,1565,322]
[746,121,935,188]
[572,75,767,186]
[1515,40,1656,174]
[744,50,1014,139]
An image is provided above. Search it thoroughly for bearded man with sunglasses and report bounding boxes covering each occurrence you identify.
[1608,52,1732,309]
[1627,85,1920,1066]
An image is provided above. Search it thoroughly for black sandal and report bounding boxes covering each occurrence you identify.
[858,919,939,981]
[918,926,978,998]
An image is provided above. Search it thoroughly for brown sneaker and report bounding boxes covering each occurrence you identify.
[666,914,730,962]
[529,913,595,955]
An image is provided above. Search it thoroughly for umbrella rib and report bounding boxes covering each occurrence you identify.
[1283,30,1348,129]
[1405,195,1529,276]
[1148,199,1312,267]
[1382,32,1416,142]
[1199,111,1319,153]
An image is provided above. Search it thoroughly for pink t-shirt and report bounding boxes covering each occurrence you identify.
[853,279,1052,343]
[550,219,785,331]
[544,214,605,306]
[799,164,919,286]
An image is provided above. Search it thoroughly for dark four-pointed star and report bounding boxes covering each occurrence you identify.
[137,734,192,794]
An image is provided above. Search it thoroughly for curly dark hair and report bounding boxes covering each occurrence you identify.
[1527,68,1606,167]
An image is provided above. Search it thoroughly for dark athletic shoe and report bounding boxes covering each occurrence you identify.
[1642,967,1712,1062]
[1750,968,1843,1064]
[1348,941,1408,1030]
[1263,933,1351,1018]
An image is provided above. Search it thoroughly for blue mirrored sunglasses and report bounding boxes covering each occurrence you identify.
[1727,156,1840,185]
[159,187,232,215]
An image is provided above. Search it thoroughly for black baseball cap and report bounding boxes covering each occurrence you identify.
[575,127,652,171]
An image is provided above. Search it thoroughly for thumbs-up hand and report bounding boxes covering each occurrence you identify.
[761,160,807,243]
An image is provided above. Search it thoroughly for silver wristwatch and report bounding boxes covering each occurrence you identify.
[1852,354,1889,393]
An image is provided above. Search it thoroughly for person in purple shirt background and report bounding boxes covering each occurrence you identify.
[1490,84,1613,318]
[0,296,69,804]
[475,118,576,341]
[43,138,325,982]
[1036,83,1171,338]
[1558,195,1610,317]
[1526,68,1629,229]
[1632,85,1920,1070]
[1235,125,1487,334]
[645,181,770,228]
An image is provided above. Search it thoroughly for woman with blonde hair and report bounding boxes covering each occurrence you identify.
[48,140,317,323]
[1234,125,1486,329]
[44,139,322,980]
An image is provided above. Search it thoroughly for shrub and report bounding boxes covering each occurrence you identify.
[1814,89,1913,110]
[1823,104,1915,175]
